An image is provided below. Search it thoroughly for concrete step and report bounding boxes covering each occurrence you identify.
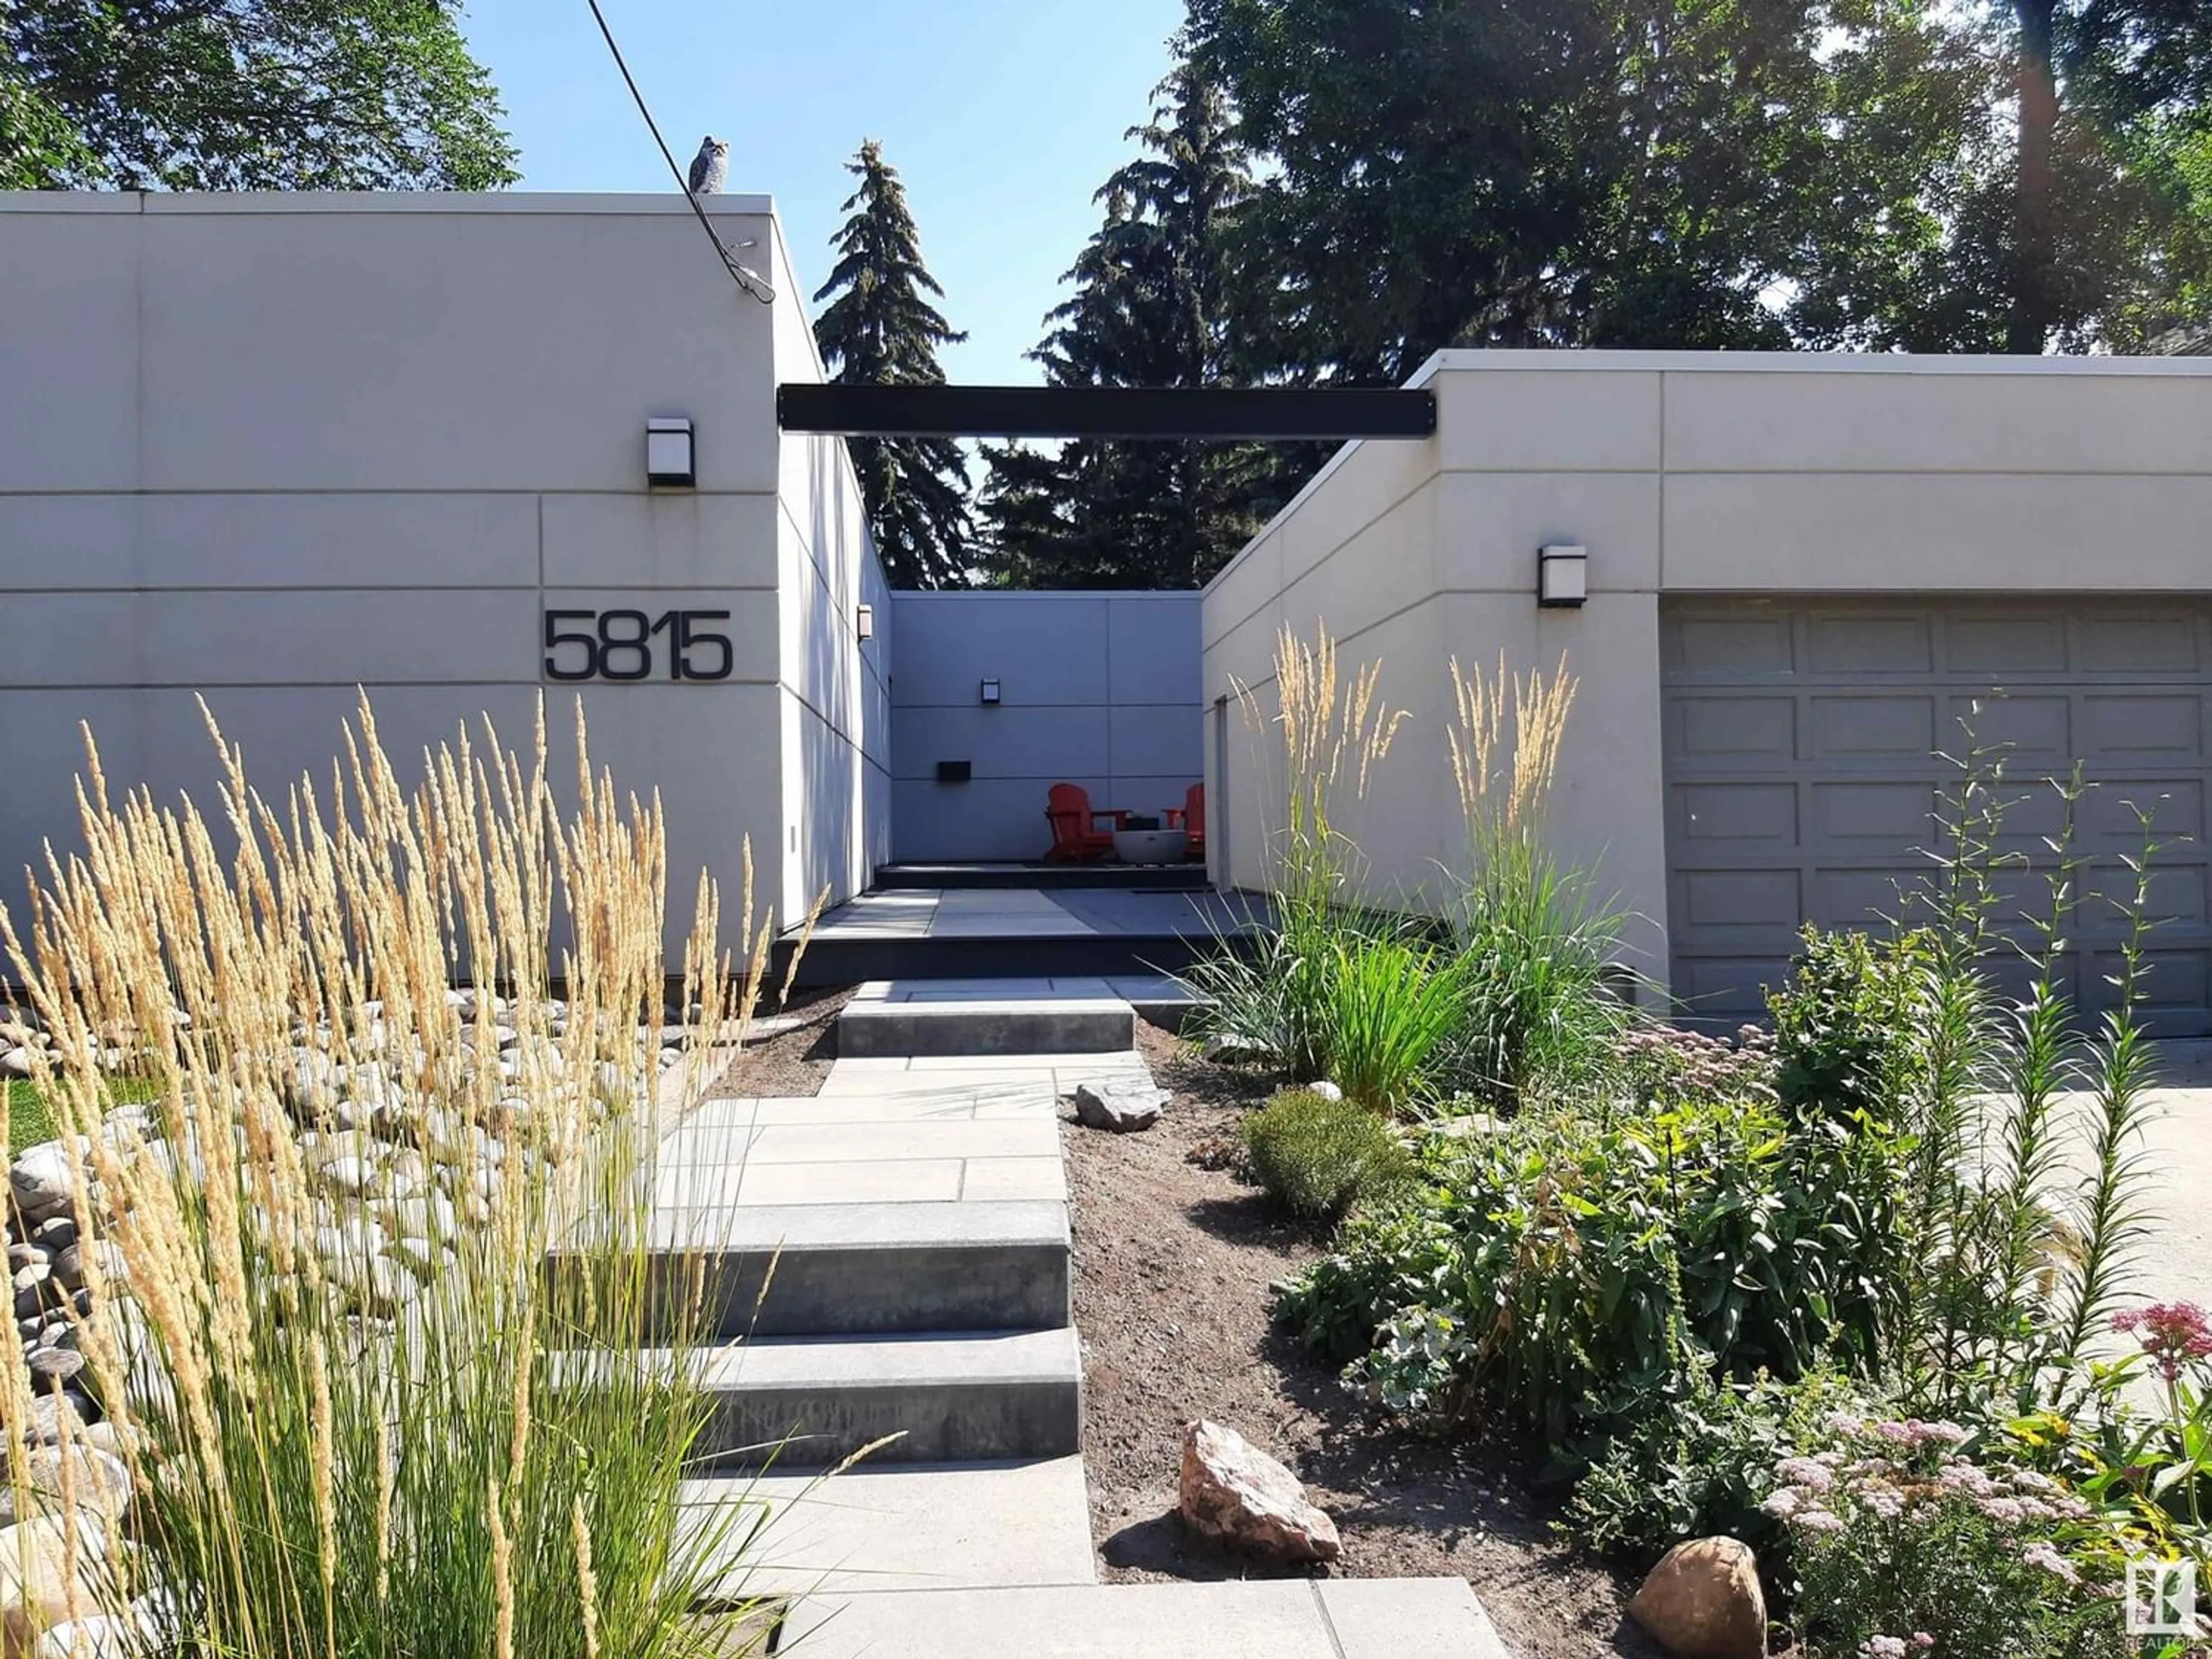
[771,1577,1513,1659]
[684,1327,1082,1469]
[836,989,1134,1058]
[681,1455,1096,1598]
[783,930,1251,989]
[635,1199,1070,1338]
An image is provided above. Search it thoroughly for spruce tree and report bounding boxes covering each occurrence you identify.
[813,141,973,589]
[980,58,1275,590]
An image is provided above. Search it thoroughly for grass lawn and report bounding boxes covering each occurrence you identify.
[4,1080,57,1158]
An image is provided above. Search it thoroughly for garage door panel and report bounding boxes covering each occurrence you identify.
[2084,948,2210,1024]
[1676,868,1801,931]
[1946,615,2069,675]
[2077,614,2203,673]
[1674,957,1789,1022]
[1807,613,1933,675]
[2080,693,2203,760]
[1810,868,1917,929]
[1948,694,2070,762]
[1810,780,1937,841]
[1664,597,2212,1033]
[1674,695,1795,762]
[1809,695,1936,760]
[2081,779,2202,844]
[1666,615,1794,679]
[1674,781,1797,846]
[2089,863,2208,926]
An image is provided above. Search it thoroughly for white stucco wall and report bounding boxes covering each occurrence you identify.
[889,592,1203,862]
[1201,351,2212,991]
[0,192,887,952]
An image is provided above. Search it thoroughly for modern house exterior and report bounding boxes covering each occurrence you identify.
[0,191,889,941]
[1200,352,2212,1031]
[9,192,2212,1031]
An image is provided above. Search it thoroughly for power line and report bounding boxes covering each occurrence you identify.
[584,0,775,306]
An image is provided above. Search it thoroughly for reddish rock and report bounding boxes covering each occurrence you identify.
[1628,1536,1767,1659]
[1177,1418,1341,1565]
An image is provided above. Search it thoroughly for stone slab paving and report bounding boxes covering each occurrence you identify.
[684,1456,1097,1598]
[777,1577,1510,1659]
[657,980,1511,1652]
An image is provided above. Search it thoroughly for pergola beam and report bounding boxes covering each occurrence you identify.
[775,384,1436,441]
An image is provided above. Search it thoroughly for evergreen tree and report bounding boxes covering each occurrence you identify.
[981,58,1277,590]
[813,141,973,590]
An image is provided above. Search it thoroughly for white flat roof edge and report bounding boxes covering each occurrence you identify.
[0,190,778,217]
[1407,346,2212,378]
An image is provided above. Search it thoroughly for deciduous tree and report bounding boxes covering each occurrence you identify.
[5,0,517,190]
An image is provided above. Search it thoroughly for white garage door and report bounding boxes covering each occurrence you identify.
[1662,599,2212,1033]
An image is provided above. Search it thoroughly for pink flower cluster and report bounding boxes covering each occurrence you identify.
[1616,1023,1777,1104]
[1763,1416,2090,1549]
[2112,1301,2212,1385]
[1862,1637,1936,1657]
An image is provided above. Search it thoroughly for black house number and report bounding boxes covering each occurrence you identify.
[543,609,734,682]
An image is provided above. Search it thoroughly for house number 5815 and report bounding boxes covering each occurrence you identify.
[542,609,734,682]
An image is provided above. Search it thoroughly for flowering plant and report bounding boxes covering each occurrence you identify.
[1613,1022,1776,1109]
[1764,1414,2111,1658]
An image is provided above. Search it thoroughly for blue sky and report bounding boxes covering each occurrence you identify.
[460,1,1188,384]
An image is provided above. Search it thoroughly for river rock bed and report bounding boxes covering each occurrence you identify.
[4,990,695,1448]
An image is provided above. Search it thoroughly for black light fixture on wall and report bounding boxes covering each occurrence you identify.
[645,416,695,487]
[1538,544,1588,608]
[979,677,1002,706]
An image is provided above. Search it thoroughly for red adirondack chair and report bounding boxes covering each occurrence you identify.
[1043,782,1125,862]
[1165,782,1206,860]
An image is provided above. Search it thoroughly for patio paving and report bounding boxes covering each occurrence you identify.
[804,886,1267,943]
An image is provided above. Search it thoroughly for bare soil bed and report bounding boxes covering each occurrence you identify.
[1062,1020,1657,1659]
[707,984,851,1099]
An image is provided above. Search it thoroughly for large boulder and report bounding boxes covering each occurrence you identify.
[1177,1418,1340,1565]
[1072,1080,1168,1134]
[1628,1536,1767,1659]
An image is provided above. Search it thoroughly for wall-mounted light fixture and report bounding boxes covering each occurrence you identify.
[1538,544,1588,608]
[856,603,874,641]
[980,677,1002,706]
[646,416,696,487]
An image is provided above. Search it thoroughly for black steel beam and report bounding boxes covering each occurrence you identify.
[775,383,1435,441]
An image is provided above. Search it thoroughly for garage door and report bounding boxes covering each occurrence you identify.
[1662,599,2212,1034]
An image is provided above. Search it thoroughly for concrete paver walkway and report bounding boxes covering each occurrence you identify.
[650,975,1509,1656]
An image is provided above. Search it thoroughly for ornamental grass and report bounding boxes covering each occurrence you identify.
[0,694,787,1659]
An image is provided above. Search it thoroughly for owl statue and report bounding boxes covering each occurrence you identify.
[687,136,730,197]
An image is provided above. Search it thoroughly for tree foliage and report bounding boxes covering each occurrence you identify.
[980,59,1281,590]
[812,139,974,590]
[1187,0,2212,364]
[4,0,518,190]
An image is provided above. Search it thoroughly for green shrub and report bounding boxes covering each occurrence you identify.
[1242,1089,1414,1222]
[1289,1090,1911,1449]
[1565,1362,1875,1565]
[1768,925,1933,1128]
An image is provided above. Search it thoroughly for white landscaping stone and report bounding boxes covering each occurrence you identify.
[1072,1080,1167,1133]
[10,1145,76,1225]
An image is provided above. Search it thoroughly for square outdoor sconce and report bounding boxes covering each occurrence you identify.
[1538,543,1588,608]
[646,416,696,487]
[856,603,874,641]
[980,677,1002,706]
